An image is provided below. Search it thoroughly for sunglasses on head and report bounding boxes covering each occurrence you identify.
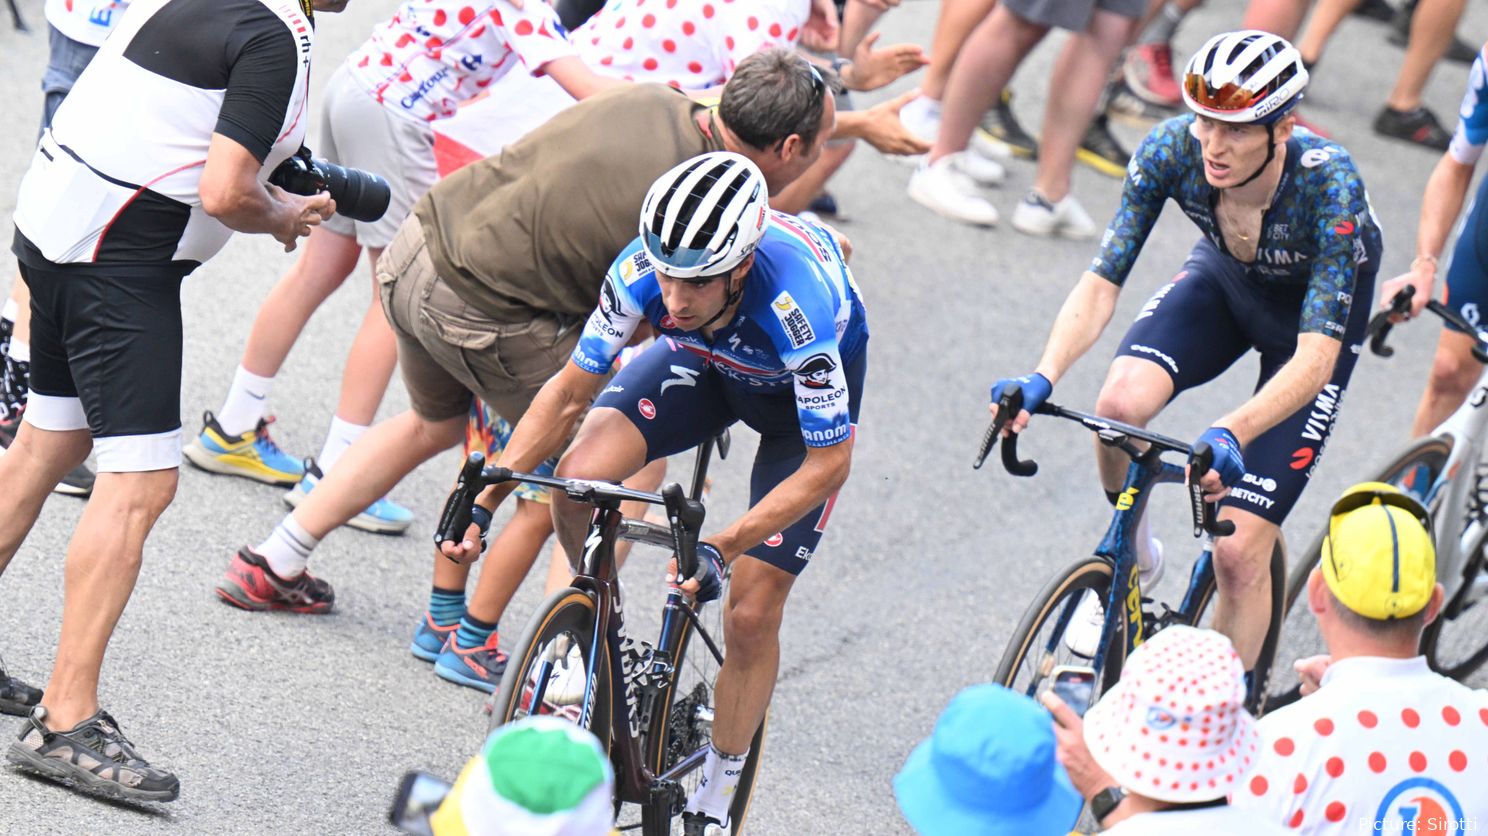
[1183,74,1264,114]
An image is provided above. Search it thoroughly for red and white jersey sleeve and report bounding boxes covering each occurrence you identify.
[574,0,808,88]
[44,0,131,47]
[1231,656,1488,834]
[346,0,576,124]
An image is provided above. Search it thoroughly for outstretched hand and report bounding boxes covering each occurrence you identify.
[844,32,928,91]
[855,90,931,155]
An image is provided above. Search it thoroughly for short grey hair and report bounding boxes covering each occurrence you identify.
[720,48,832,151]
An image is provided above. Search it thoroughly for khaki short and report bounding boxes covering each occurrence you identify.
[378,217,582,423]
[1002,0,1144,30]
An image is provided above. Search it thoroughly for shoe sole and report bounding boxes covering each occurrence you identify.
[214,584,334,615]
[1010,215,1097,241]
[6,743,179,803]
[282,487,411,535]
[1075,148,1127,179]
[183,441,301,486]
[433,660,499,694]
[410,642,443,663]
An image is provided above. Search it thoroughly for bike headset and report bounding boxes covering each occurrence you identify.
[1181,30,1309,190]
[638,151,770,333]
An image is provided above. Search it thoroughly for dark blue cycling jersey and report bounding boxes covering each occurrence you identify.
[1091,114,1383,339]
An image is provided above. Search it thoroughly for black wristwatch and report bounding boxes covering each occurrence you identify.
[1090,786,1128,825]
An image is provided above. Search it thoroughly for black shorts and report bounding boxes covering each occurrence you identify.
[593,338,867,576]
[1113,237,1376,525]
[19,254,185,472]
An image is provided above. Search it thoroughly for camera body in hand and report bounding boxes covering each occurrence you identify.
[268,146,391,223]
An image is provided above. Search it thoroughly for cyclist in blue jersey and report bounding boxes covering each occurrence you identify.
[1379,42,1488,438]
[440,151,868,836]
[989,31,1382,674]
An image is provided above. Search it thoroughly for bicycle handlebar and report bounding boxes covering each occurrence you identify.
[1368,286,1488,363]
[434,452,708,578]
[975,395,1235,538]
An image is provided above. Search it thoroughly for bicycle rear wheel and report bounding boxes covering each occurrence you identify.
[1269,436,1451,705]
[490,587,613,753]
[641,579,765,836]
[994,556,1124,701]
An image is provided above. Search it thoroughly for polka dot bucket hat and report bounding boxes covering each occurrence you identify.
[1081,625,1263,803]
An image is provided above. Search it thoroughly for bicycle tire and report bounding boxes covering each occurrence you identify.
[489,587,613,754]
[994,556,1124,700]
[1270,436,1451,705]
[640,584,766,836]
[1188,540,1286,715]
[1421,542,1488,679]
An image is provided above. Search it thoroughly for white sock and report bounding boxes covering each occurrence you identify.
[7,339,28,364]
[316,416,368,473]
[2,298,17,321]
[687,744,748,823]
[218,365,275,437]
[255,515,319,578]
[1135,513,1163,582]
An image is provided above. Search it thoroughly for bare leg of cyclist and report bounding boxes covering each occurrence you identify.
[1209,508,1278,669]
[1093,357,1175,492]
[1410,329,1482,436]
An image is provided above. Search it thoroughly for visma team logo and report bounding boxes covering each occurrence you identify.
[1373,778,1467,834]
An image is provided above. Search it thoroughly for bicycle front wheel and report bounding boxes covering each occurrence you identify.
[490,587,613,753]
[1421,543,1488,679]
[642,582,765,836]
[994,556,1123,701]
[1271,436,1451,704]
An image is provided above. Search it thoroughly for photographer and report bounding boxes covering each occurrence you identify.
[0,0,348,802]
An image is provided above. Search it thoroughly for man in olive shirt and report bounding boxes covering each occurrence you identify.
[215,49,839,616]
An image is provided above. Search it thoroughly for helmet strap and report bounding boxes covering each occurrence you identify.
[697,273,745,333]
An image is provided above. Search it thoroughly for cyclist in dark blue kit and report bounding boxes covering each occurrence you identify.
[989,30,1382,676]
[440,151,868,836]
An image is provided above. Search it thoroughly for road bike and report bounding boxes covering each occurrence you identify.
[435,435,764,834]
[979,386,1285,713]
[1272,287,1488,694]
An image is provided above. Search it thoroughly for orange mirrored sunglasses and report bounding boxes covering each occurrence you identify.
[1182,74,1262,112]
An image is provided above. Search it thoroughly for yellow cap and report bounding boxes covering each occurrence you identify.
[1320,482,1435,620]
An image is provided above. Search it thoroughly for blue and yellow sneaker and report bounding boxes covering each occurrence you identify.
[410,613,458,663]
[283,457,414,535]
[434,632,509,694]
[183,411,304,486]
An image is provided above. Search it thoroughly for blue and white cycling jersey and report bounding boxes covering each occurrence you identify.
[1449,43,1488,166]
[572,211,869,447]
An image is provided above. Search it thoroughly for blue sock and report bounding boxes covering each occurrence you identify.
[429,586,465,628]
[455,614,497,649]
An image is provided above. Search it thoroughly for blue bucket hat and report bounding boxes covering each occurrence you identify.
[894,684,1082,836]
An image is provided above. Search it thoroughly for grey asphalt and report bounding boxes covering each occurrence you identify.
[2,1,1486,833]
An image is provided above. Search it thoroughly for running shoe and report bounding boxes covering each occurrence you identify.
[6,706,180,802]
[411,613,458,663]
[0,411,97,498]
[683,812,729,835]
[0,655,42,717]
[1076,114,1130,179]
[183,410,304,486]
[434,632,509,694]
[1352,0,1395,21]
[1011,190,1098,240]
[215,546,335,614]
[908,155,999,227]
[806,192,839,218]
[1121,43,1182,109]
[283,457,413,535]
[978,89,1037,159]
[1106,78,1181,126]
[1373,105,1451,151]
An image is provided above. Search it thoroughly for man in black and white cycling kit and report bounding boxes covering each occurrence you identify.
[0,0,346,802]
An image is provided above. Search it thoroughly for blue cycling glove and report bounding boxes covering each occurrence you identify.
[1197,427,1246,488]
[989,372,1053,415]
[468,504,493,554]
[689,542,727,604]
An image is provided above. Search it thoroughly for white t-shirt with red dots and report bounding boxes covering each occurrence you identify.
[45,0,131,46]
[1104,805,1288,834]
[345,0,576,124]
[574,0,809,88]
[1232,656,1488,834]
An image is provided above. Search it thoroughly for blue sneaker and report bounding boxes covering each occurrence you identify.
[434,632,508,694]
[183,411,305,486]
[410,613,457,663]
[283,457,414,535]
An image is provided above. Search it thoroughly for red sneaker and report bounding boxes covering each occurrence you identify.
[215,547,335,614]
[1123,43,1182,108]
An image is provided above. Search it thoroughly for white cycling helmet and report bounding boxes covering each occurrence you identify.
[639,151,769,280]
[1182,30,1308,125]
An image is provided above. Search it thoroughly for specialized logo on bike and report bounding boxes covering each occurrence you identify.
[638,399,657,420]
[1471,387,1488,409]
[1116,487,1139,511]
[1373,778,1467,835]
[771,291,815,349]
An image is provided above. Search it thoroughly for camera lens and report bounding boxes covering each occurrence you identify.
[317,161,391,223]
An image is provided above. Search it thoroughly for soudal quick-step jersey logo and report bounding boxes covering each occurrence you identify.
[1374,778,1468,835]
[771,291,814,349]
[620,250,652,285]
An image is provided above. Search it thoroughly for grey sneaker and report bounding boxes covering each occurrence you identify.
[6,706,180,802]
[0,657,42,717]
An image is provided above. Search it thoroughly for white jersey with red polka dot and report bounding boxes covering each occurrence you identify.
[345,0,575,124]
[44,0,131,47]
[1233,656,1488,833]
[574,0,808,88]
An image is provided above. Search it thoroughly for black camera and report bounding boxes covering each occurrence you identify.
[268,146,391,223]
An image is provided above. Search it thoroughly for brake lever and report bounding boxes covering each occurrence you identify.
[1365,286,1415,358]
[434,452,486,546]
[974,384,1022,469]
[1188,443,1235,538]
